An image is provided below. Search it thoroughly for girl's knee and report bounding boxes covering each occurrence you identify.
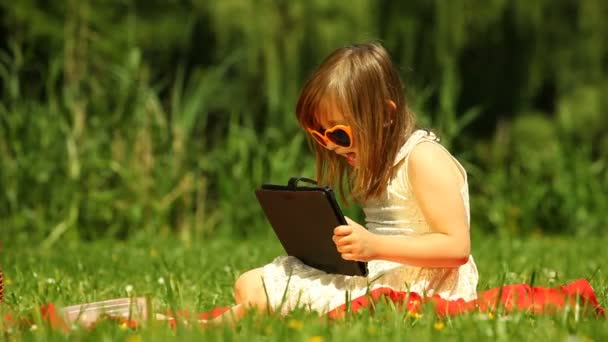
[234,268,267,308]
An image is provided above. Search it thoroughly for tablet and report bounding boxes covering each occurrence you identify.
[255,177,368,276]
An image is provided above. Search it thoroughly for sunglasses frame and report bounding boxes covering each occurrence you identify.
[307,124,353,148]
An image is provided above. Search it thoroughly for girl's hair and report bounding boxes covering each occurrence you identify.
[296,42,417,203]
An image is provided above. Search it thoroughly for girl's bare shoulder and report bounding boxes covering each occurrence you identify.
[407,141,464,189]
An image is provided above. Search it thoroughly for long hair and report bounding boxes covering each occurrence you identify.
[296,42,417,203]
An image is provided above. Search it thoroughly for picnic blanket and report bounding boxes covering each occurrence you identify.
[2,278,604,331]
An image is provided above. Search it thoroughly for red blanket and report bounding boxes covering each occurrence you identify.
[3,278,604,331]
[199,278,605,320]
[325,278,605,319]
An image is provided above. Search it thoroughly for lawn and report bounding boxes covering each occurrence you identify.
[1,231,606,341]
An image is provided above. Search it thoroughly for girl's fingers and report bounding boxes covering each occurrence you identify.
[334,225,353,236]
[333,234,351,246]
[337,246,351,254]
[341,253,355,260]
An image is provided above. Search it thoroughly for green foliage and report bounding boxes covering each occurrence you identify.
[0,0,607,241]
[0,233,607,340]
[472,110,608,236]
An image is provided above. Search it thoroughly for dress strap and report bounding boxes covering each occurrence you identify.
[397,129,468,191]
[393,130,439,166]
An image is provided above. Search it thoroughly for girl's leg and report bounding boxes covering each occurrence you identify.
[203,267,270,325]
[234,267,269,309]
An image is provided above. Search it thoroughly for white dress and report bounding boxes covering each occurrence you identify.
[261,130,479,314]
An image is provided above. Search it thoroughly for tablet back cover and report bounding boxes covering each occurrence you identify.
[255,187,367,276]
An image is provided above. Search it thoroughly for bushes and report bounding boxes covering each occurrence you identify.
[0,0,606,241]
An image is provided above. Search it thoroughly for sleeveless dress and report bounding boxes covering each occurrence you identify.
[261,130,479,314]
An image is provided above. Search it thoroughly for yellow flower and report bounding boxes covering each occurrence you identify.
[119,322,129,330]
[308,336,324,342]
[488,312,495,320]
[5,278,13,285]
[406,311,422,319]
[433,321,445,331]
[127,335,141,342]
[367,325,378,336]
[150,248,158,257]
[287,319,304,330]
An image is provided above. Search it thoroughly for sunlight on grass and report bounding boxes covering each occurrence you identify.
[1,233,607,340]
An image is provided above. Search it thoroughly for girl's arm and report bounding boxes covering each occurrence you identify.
[334,142,471,268]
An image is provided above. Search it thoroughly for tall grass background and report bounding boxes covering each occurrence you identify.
[1,0,607,245]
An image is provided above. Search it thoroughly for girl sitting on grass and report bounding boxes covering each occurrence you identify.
[210,41,478,323]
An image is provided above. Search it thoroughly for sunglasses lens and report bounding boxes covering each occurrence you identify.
[327,129,351,147]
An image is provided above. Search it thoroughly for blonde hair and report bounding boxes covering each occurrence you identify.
[296,42,417,203]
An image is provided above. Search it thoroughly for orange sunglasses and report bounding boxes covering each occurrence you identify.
[306,124,353,148]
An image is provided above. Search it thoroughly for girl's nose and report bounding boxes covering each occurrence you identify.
[324,140,339,151]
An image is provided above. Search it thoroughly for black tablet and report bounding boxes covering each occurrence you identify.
[255,177,368,277]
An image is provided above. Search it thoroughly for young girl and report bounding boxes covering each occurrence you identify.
[213,42,478,322]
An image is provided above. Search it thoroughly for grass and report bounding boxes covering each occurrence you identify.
[1,231,607,341]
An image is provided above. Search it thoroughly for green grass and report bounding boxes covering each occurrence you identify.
[1,232,607,341]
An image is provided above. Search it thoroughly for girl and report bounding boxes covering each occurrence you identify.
[213,42,478,323]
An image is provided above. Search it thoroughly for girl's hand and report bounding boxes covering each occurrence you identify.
[332,217,378,262]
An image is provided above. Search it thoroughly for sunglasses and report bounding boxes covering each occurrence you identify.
[307,124,353,148]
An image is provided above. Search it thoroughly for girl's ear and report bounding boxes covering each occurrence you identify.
[383,100,397,128]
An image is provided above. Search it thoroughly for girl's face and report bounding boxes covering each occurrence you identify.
[315,103,358,167]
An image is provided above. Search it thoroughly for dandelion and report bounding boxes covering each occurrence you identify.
[127,335,142,342]
[120,322,129,330]
[125,285,134,294]
[488,312,495,320]
[30,324,38,331]
[308,336,324,342]
[433,321,445,331]
[5,278,12,285]
[367,325,378,336]
[287,319,304,330]
[543,268,557,279]
[406,311,422,319]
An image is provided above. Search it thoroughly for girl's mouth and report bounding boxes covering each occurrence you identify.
[344,152,356,166]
